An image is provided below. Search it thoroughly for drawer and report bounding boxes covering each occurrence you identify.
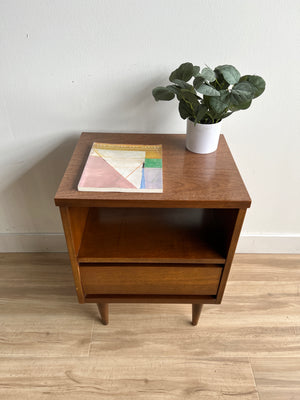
[80,264,223,296]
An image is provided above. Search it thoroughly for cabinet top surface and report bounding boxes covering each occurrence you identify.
[55,133,251,208]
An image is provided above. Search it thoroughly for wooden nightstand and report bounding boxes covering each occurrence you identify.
[55,133,251,325]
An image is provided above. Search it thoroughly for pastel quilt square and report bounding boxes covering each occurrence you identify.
[78,142,163,193]
[144,168,163,189]
[144,158,162,168]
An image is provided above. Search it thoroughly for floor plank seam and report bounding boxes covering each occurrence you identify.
[87,319,95,357]
[248,357,261,400]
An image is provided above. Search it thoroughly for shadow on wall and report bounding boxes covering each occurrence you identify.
[1,134,79,234]
[1,78,172,244]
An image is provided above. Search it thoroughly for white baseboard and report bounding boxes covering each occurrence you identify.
[236,234,300,253]
[0,233,299,253]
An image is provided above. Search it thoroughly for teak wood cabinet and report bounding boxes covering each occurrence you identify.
[55,133,251,325]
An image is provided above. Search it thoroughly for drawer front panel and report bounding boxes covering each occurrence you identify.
[80,264,222,296]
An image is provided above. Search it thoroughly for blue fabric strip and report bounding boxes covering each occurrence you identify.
[140,165,145,189]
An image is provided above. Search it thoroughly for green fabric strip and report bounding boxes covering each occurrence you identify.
[144,158,162,168]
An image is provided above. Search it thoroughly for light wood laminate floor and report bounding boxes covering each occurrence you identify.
[0,253,299,400]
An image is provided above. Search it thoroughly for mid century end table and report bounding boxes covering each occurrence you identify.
[55,133,251,326]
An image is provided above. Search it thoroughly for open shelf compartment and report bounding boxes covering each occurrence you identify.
[77,207,237,264]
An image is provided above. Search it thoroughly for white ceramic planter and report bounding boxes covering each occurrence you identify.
[186,119,222,154]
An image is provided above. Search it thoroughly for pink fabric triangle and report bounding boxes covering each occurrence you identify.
[78,155,136,189]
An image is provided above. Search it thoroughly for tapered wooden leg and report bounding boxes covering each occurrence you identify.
[97,303,109,325]
[192,304,202,326]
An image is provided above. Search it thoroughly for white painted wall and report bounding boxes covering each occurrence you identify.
[0,0,299,252]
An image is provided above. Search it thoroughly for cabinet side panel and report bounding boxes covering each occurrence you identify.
[59,207,85,303]
[68,207,89,254]
[216,208,246,303]
[211,209,239,257]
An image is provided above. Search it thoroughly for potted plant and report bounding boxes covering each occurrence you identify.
[152,63,265,154]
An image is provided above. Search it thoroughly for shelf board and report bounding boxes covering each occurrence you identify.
[77,208,226,264]
[84,294,218,304]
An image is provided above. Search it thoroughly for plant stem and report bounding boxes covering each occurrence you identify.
[215,78,221,89]
[206,111,214,123]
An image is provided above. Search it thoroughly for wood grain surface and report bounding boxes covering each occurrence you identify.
[78,208,226,264]
[0,253,299,399]
[60,207,85,302]
[251,357,300,400]
[54,133,251,208]
[80,264,222,295]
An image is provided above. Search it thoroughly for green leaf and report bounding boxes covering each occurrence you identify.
[178,90,201,120]
[229,81,253,105]
[193,76,205,89]
[220,112,233,119]
[229,100,252,111]
[240,75,265,98]
[152,87,175,101]
[178,100,193,119]
[180,89,200,108]
[172,79,194,91]
[213,70,230,89]
[208,90,230,114]
[195,104,208,123]
[196,84,220,97]
[200,67,216,82]
[215,65,241,85]
[192,65,200,76]
[166,85,182,99]
[169,62,194,83]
